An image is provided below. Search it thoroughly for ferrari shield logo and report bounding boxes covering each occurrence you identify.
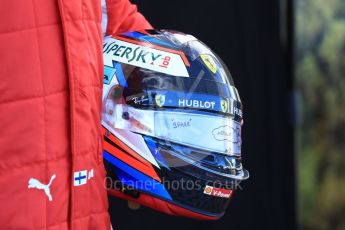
[221,99,228,113]
[155,94,166,107]
[200,54,217,74]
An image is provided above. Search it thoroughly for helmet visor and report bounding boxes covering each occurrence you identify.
[103,102,242,156]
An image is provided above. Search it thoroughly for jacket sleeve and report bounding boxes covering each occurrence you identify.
[104,0,153,35]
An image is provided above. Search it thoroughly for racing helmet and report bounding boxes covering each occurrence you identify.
[102,30,249,220]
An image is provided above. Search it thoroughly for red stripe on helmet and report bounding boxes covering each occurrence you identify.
[103,140,161,182]
[108,190,221,220]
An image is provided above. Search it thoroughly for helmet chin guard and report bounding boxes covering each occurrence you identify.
[102,30,249,220]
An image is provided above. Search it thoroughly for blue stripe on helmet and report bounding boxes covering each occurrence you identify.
[103,150,172,200]
[114,61,128,87]
[123,31,176,49]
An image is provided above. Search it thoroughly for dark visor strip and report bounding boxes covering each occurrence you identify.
[124,90,243,118]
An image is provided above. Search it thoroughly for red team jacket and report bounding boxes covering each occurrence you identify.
[0,0,151,229]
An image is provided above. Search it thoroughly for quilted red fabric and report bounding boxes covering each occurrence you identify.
[0,0,151,229]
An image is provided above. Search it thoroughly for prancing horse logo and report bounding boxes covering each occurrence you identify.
[155,94,166,107]
[28,174,56,201]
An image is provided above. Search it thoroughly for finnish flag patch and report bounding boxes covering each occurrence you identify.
[74,169,94,187]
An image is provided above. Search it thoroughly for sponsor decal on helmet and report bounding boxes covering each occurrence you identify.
[171,118,192,129]
[234,106,243,118]
[203,185,233,198]
[178,99,216,110]
[212,125,241,143]
[220,99,229,113]
[103,37,190,77]
[234,107,243,118]
[204,186,213,195]
[229,99,243,119]
[155,94,166,107]
[153,91,232,114]
[200,54,217,74]
[129,95,149,105]
[128,90,233,115]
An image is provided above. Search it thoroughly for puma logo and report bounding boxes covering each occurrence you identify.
[28,174,56,201]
